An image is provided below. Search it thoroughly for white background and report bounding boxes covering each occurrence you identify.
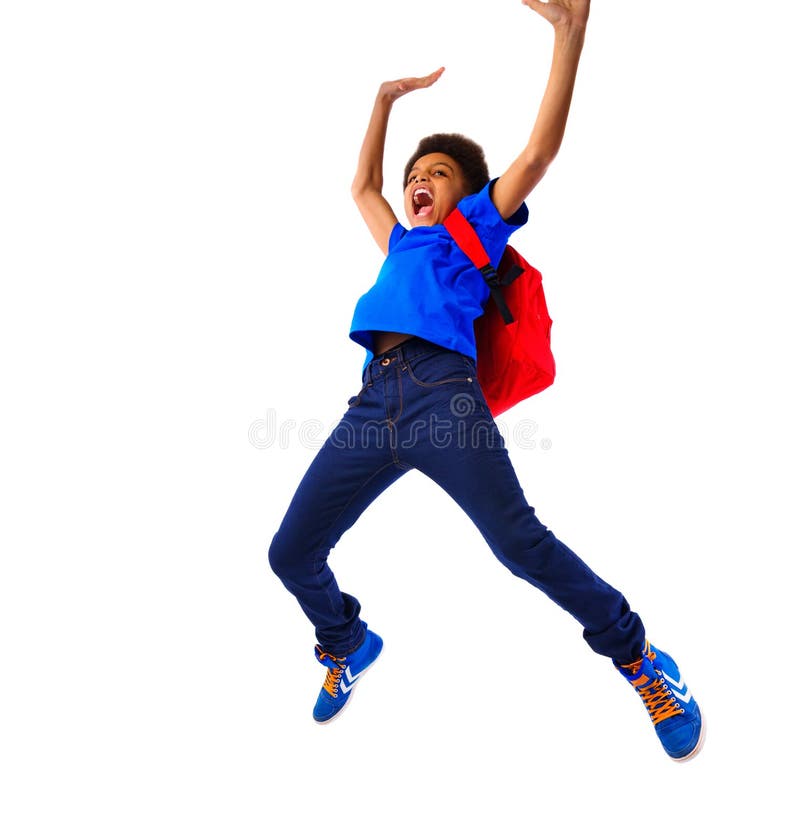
[2,1,798,837]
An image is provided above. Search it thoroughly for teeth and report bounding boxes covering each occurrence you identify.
[414,188,432,198]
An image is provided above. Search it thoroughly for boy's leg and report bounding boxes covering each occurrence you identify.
[404,381,703,760]
[405,392,644,662]
[269,385,409,655]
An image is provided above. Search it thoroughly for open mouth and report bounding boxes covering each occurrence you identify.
[413,187,434,218]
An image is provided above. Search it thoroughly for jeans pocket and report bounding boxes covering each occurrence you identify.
[406,352,474,388]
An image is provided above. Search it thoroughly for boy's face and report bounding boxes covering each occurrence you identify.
[404,153,468,227]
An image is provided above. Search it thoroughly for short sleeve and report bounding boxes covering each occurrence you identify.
[455,179,529,266]
[388,223,407,252]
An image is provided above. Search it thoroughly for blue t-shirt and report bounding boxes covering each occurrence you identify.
[349,180,529,365]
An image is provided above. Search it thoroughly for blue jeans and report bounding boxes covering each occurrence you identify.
[269,337,644,662]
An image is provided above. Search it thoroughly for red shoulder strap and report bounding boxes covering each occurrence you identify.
[444,208,517,325]
[443,208,492,270]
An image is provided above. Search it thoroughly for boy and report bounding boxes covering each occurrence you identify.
[269,0,705,761]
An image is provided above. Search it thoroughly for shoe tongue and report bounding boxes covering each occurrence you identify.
[619,655,656,681]
[315,645,344,667]
[619,657,643,676]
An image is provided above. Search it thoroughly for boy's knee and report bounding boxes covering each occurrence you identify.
[268,528,294,578]
[495,521,554,574]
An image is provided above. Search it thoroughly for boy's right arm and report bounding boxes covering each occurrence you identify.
[352,68,445,255]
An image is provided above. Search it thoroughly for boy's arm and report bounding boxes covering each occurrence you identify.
[491,0,590,220]
[352,68,444,255]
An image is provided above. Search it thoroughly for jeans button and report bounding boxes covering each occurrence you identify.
[380,358,390,367]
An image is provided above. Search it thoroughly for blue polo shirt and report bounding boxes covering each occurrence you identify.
[349,180,529,365]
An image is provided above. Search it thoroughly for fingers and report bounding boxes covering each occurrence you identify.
[395,66,445,96]
[424,66,446,85]
[523,0,561,20]
[406,66,445,90]
[522,0,590,27]
[382,66,445,102]
[522,0,549,13]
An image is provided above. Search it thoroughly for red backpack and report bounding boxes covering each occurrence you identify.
[444,208,555,417]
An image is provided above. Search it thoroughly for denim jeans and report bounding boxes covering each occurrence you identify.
[269,337,644,662]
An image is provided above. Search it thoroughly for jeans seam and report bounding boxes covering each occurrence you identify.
[388,367,405,465]
[311,460,399,613]
[389,366,404,425]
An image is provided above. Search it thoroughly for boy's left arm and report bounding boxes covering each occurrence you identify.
[492,0,590,220]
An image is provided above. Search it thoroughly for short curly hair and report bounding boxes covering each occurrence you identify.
[403,133,489,196]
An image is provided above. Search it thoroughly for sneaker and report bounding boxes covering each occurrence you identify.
[617,640,705,761]
[312,628,383,724]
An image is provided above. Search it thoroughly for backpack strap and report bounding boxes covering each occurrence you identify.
[444,208,521,325]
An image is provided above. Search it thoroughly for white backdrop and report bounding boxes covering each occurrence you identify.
[2,1,798,838]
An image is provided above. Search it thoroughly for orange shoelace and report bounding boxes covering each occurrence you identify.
[629,671,683,725]
[621,642,683,726]
[316,649,346,697]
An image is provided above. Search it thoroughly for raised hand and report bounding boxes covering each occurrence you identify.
[353,67,445,253]
[378,67,445,103]
[522,0,590,29]
[490,0,589,219]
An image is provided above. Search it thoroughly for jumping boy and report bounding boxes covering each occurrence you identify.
[269,0,705,761]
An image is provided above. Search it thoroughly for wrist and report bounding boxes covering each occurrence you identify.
[376,86,399,106]
[553,20,587,49]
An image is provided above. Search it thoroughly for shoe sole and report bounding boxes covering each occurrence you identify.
[671,706,707,763]
[313,645,383,726]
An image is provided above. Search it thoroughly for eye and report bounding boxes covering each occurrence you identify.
[434,169,447,177]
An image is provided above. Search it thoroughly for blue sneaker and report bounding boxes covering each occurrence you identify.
[617,641,705,761]
[312,628,383,724]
